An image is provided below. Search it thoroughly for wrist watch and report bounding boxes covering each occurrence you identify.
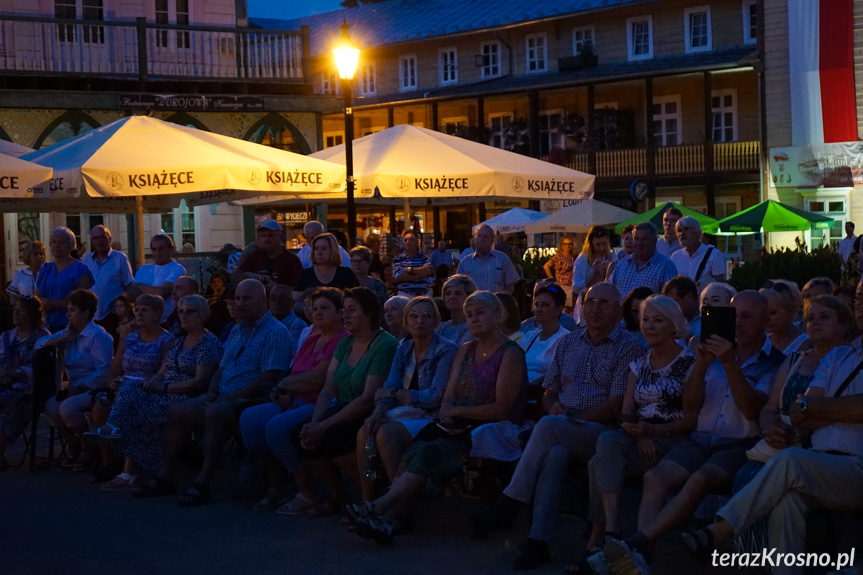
[799,397,808,413]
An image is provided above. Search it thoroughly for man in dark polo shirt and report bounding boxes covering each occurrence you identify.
[233,220,302,288]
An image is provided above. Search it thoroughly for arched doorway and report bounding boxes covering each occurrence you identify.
[33,110,101,149]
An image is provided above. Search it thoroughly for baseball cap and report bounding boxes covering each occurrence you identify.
[257,220,282,233]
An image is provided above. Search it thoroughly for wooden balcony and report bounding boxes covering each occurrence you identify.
[0,15,307,82]
[544,141,760,179]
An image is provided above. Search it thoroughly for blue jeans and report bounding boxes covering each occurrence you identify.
[238,400,314,472]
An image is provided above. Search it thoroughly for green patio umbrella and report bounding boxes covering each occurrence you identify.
[704,199,834,235]
[613,201,719,234]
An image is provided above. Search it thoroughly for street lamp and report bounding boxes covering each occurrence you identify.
[333,19,360,247]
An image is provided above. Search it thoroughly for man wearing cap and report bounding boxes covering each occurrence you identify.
[232,219,302,288]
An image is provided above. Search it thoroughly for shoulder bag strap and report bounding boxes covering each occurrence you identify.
[694,247,714,282]
[833,355,863,398]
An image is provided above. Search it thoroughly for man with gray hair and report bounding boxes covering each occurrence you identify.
[161,276,200,336]
[608,222,677,296]
[471,282,645,570]
[82,224,133,333]
[128,234,186,323]
[296,220,350,268]
[671,216,726,291]
[456,223,519,293]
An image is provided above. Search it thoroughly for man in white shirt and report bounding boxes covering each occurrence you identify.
[671,216,726,293]
[82,225,133,334]
[838,221,857,268]
[127,234,186,322]
[296,220,350,268]
[656,207,682,257]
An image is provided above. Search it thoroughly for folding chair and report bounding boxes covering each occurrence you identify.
[21,346,62,471]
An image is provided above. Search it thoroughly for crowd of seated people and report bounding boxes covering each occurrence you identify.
[5,216,863,575]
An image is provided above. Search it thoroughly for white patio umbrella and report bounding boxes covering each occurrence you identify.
[0,140,35,158]
[523,199,638,234]
[234,124,595,205]
[0,154,53,197]
[15,116,345,262]
[473,207,549,234]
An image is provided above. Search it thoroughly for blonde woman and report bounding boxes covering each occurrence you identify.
[760,279,808,354]
[572,226,615,324]
[293,232,359,300]
[7,241,45,299]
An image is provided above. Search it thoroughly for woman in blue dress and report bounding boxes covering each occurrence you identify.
[36,227,93,332]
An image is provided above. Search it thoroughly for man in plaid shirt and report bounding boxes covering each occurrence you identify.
[608,222,677,297]
[470,282,645,570]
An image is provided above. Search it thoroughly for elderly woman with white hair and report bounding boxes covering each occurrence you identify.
[580,294,696,566]
[36,226,93,332]
[383,295,410,341]
[435,274,477,345]
[700,281,737,309]
[7,240,45,299]
[760,279,809,354]
[347,290,528,543]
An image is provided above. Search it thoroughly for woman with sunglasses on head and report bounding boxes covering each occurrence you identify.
[239,287,349,511]
[0,295,50,471]
[572,226,615,325]
[543,235,576,314]
[760,279,809,355]
[356,296,458,501]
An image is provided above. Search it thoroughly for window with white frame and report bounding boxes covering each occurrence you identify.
[321,70,339,95]
[155,0,190,49]
[480,41,501,79]
[539,110,565,156]
[806,195,848,250]
[651,96,681,146]
[161,199,196,250]
[627,16,653,60]
[324,132,344,148]
[55,0,105,44]
[488,113,513,149]
[360,63,376,96]
[572,26,596,55]
[684,6,712,52]
[439,47,458,86]
[526,33,547,73]
[711,89,737,142]
[399,54,418,91]
[743,0,757,44]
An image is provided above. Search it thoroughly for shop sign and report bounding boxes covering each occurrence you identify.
[484,200,529,210]
[769,143,863,188]
[278,212,310,223]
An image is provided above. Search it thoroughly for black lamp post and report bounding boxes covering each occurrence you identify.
[333,19,360,247]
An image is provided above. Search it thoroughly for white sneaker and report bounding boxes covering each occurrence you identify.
[602,539,651,575]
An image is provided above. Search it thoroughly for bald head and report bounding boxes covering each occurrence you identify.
[586,282,624,306]
[172,276,199,305]
[235,279,268,324]
[583,282,623,335]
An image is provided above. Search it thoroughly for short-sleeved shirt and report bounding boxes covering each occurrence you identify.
[132,260,186,322]
[238,248,302,287]
[294,266,360,292]
[437,320,473,346]
[519,325,570,383]
[279,310,308,359]
[219,311,291,395]
[808,341,863,455]
[430,249,454,271]
[543,324,646,412]
[291,329,349,404]
[392,250,433,292]
[36,321,113,389]
[608,252,678,297]
[548,252,575,287]
[36,260,94,332]
[163,331,223,387]
[83,249,134,320]
[332,330,398,405]
[456,250,520,292]
[671,244,725,283]
[694,337,785,442]
[6,268,38,298]
[839,236,857,266]
[656,236,682,258]
[630,347,695,422]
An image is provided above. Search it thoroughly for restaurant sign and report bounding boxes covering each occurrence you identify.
[120,94,265,112]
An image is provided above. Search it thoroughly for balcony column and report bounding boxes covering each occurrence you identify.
[528,90,540,158]
[477,96,485,134]
[387,106,394,128]
[389,205,397,235]
[703,71,716,216]
[645,77,655,179]
[431,102,439,131]
[587,84,597,177]
[433,205,441,243]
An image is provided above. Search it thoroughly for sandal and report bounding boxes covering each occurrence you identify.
[82,424,122,445]
[563,546,602,575]
[344,501,375,525]
[177,483,211,507]
[133,476,176,499]
[679,527,714,564]
[354,515,397,545]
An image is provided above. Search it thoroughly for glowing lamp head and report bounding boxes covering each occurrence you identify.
[333,19,360,80]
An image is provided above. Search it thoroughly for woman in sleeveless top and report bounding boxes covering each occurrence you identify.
[346,290,528,544]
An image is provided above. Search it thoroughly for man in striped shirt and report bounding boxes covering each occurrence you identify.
[456,224,519,293]
[392,229,434,297]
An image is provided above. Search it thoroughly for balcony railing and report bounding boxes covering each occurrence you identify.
[543,141,760,178]
[0,15,307,82]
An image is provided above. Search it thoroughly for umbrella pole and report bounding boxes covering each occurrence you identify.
[135,196,145,268]
[404,197,410,230]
